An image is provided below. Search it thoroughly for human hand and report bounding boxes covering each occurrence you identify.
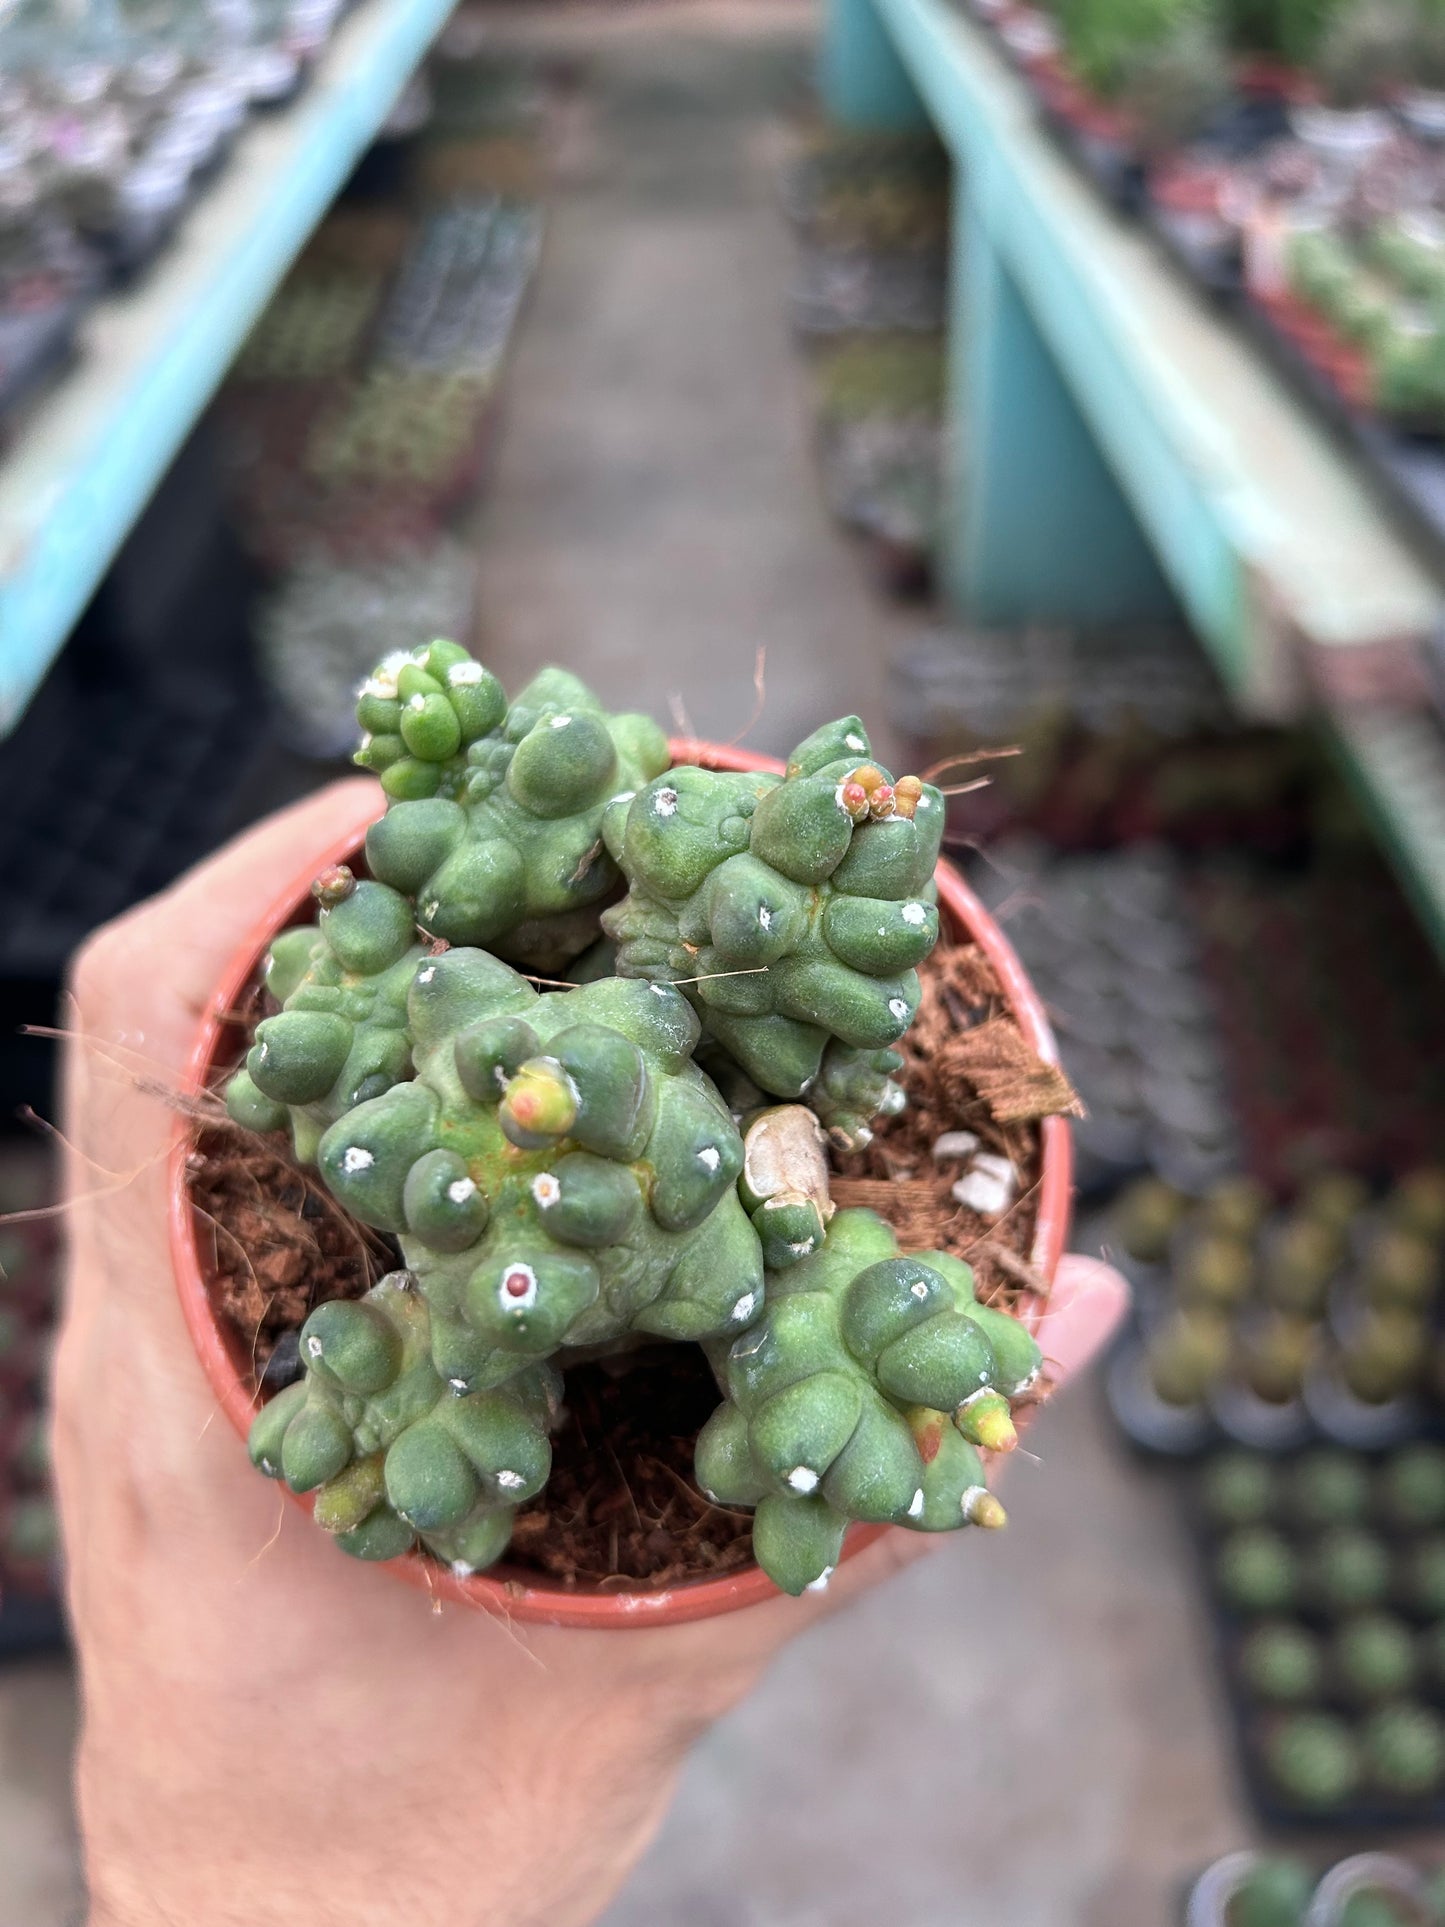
[56,781,1127,1927]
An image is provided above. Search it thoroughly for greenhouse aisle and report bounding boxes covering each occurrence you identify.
[0,7,1244,1924]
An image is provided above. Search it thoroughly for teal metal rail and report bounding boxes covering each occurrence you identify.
[0,0,457,733]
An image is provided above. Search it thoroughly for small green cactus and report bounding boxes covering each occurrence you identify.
[1382,1445,1445,1530]
[1217,1527,1298,1614]
[250,1274,559,1572]
[1200,1450,1277,1528]
[226,867,424,1161]
[1309,1527,1392,1615]
[1146,1307,1229,1406]
[1332,1614,1418,1703]
[1291,1449,1371,1529]
[1225,1857,1315,1927]
[601,721,945,1150]
[1387,1167,1445,1242]
[1113,1175,1189,1264]
[1266,1711,1360,1806]
[696,1209,1037,1593]
[356,642,670,970]
[315,954,762,1390]
[1362,1703,1445,1797]
[1402,1535,1445,1618]
[1264,1217,1341,1315]
[1238,1621,1324,1704]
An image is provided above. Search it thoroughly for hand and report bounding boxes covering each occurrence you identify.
[56,781,1127,1927]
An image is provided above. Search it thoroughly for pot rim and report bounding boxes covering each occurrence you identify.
[169,738,1073,1628]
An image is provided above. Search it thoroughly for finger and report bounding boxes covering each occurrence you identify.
[1037,1255,1130,1385]
[149,778,381,1010]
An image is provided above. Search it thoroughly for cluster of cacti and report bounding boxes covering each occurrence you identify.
[600,726,945,1150]
[1200,1442,1445,1810]
[1117,1169,1445,1431]
[225,644,1045,1593]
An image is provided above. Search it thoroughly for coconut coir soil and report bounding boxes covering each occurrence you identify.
[190,938,1077,1589]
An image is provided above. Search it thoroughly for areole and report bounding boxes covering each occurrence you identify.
[169,739,1074,1629]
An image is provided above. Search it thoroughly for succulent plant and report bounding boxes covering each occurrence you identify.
[1299,1169,1369,1233]
[1291,1449,1371,1529]
[3,1494,58,1570]
[1202,1176,1270,1243]
[356,642,670,970]
[696,1209,1038,1594]
[1177,1229,1255,1308]
[1217,1526,1298,1613]
[1333,1614,1418,1703]
[1201,1450,1277,1528]
[1236,1312,1314,1405]
[1117,10,1232,154]
[1402,1534,1445,1617]
[1264,1216,1341,1315]
[1362,1229,1439,1311]
[1239,1620,1324,1703]
[1309,1527,1392,1614]
[1362,1702,1445,1796]
[250,1273,559,1572]
[226,869,425,1161]
[601,720,945,1149]
[312,954,762,1391]
[1337,1310,1427,1405]
[1382,1444,1445,1529]
[1147,1307,1230,1405]
[1226,1857,1315,1927]
[1387,1167,1445,1242]
[1266,1710,1360,1805]
[1114,1175,1189,1264]
[224,653,1055,1597]
[1060,0,1222,97]
[1338,1891,1429,1927]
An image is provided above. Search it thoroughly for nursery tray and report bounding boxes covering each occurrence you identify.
[1187,1452,1445,1830]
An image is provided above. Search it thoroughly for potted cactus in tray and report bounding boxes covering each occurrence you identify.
[173,643,1074,1621]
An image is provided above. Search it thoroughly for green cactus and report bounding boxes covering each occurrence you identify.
[1113,1175,1189,1264]
[224,661,1058,1596]
[1332,1613,1418,1703]
[1266,1711,1360,1807]
[1290,1449,1371,1529]
[1239,1622,1324,1704]
[1309,1527,1392,1615]
[356,641,670,971]
[1200,1451,1277,1528]
[601,719,944,1150]
[225,866,425,1161]
[696,1209,1037,1593]
[1225,1858,1315,1927]
[1382,1445,1445,1529]
[315,949,763,1392]
[1362,1703,1445,1797]
[1217,1528,1298,1614]
[250,1274,559,1572]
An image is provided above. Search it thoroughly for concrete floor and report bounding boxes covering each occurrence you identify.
[0,6,1251,1921]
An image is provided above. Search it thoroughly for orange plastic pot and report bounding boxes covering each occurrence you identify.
[170,740,1073,1627]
